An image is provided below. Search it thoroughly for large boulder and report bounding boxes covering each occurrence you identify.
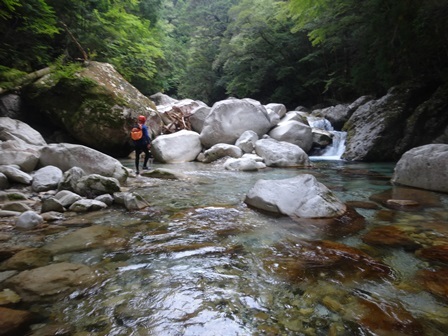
[200,144,243,163]
[0,140,40,172]
[190,106,211,133]
[254,138,310,167]
[245,174,347,218]
[391,144,448,193]
[343,81,448,161]
[151,130,202,163]
[310,96,373,130]
[31,165,63,192]
[39,143,128,184]
[268,120,313,152]
[200,98,272,148]
[0,117,46,146]
[22,61,162,156]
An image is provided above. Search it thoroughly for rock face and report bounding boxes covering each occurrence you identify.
[391,144,448,193]
[200,98,272,148]
[22,61,162,156]
[342,81,448,161]
[244,174,347,218]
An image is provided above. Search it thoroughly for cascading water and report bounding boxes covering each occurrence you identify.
[307,116,347,160]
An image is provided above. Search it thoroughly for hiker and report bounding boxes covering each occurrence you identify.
[131,115,152,174]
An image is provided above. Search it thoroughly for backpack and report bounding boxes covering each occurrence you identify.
[130,125,143,141]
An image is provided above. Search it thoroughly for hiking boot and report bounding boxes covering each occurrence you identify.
[135,170,140,175]
[142,166,149,170]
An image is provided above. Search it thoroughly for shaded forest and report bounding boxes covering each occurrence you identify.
[1,0,447,108]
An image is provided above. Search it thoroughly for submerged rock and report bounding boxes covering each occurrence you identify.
[264,239,393,284]
[0,306,36,336]
[4,262,100,302]
[362,225,421,250]
[43,225,128,254]
[417,268,448,302]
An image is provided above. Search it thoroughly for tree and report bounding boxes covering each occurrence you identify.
[175,0,239,104]
[0,0,59,72]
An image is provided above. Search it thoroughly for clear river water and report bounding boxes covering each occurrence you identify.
[16,157,448,335]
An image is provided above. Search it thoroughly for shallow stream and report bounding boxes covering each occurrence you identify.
[15,159,448,335]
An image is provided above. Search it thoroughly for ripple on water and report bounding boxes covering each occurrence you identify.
[11,160,448,335]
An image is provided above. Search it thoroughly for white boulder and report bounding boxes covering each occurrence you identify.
[245,174,347,218]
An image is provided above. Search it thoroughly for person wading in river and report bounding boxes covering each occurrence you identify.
[131,115,152,174]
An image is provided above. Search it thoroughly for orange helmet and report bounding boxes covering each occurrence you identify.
[138,115,146,123]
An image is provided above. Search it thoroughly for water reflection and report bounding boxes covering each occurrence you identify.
[16,159,448,335]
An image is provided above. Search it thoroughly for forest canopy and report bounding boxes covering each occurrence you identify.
[1,0,447,108]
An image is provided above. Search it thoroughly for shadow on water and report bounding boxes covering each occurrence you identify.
[9,159,448,335]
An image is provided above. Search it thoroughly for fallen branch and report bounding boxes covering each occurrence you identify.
[60,21,88,61]
[0,67,51,95]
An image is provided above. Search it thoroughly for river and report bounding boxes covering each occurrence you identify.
[25,157,448,335]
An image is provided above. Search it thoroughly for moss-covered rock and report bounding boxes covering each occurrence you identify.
[23,62,162,157]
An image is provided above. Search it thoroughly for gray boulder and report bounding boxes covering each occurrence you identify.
[391,144,448,193]
[58,167,86,192]
[190,106,211,133]
[255,138,310,167]
[0,172,9,190]
[69,199,108,212]
[41,198,65,213]
[235,130,259,153]
[124,192,150,210]
[0,117,47,146]
[224,158,266,171]
[0,165,32,185]
[245,174,347,218]
[54,190,83,208]
[200,98,272,148]
[280,111,309,124]
[200,144,243,163]
[0,140,40,172]
[268,120,313,152]
[151,130,202,163]
[15,211,43,230]
[31,165,63,192]
[265,103,287,119]
[73,174,121,197]
[0,93,22,119]
[39,143,127,184]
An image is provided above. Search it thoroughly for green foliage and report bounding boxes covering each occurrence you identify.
[48,57,85,83]
[0,0,59,71]
[0,0,20,19]
[175,0,239,104]
[0,0,166,94]
[1,0,447,108]
[0,65,26,90]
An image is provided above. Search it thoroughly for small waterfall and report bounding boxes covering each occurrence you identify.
[307,116,346,160]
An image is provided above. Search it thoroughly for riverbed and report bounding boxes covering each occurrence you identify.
[6,158,448,335]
